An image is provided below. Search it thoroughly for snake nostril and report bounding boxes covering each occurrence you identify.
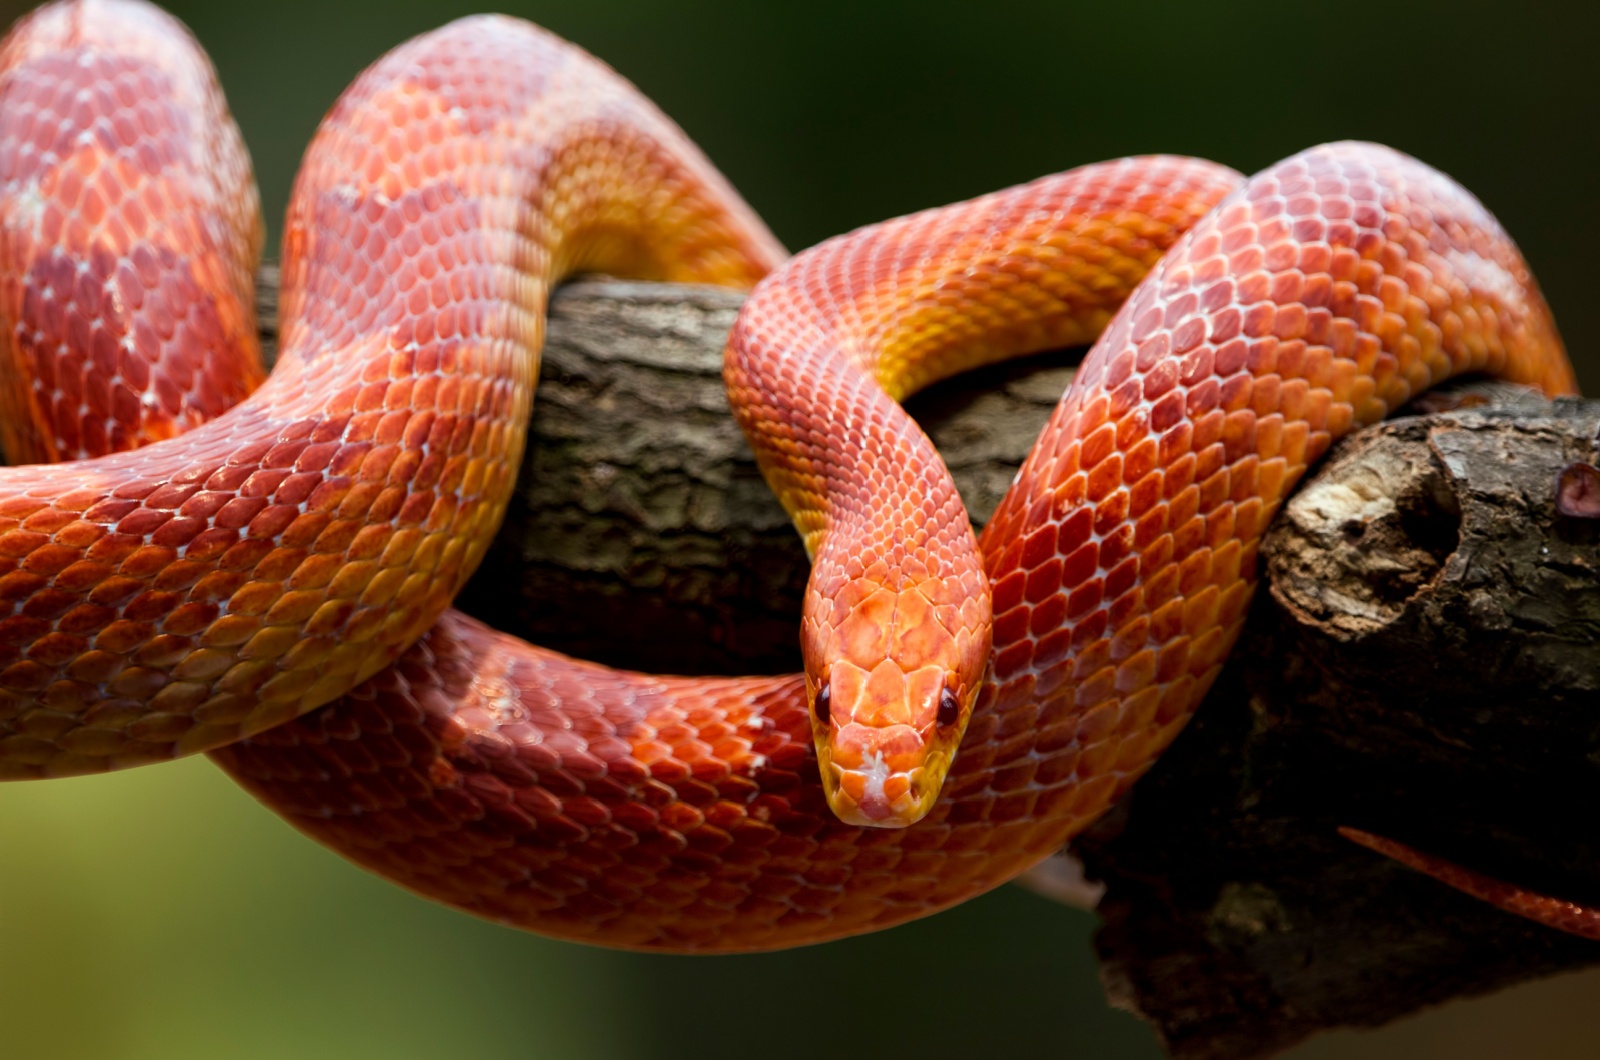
[937,687,959,728]
[814,683,831,725]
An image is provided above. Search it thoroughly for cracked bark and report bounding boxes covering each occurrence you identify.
[1075,387,1600,1060]
[257,272,1600,1059]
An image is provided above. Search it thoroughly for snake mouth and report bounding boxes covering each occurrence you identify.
[820,720,950,828]
[828,766,933,827]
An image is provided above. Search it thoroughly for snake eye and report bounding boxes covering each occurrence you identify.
[937,687,960,728]
[814,682,831,725]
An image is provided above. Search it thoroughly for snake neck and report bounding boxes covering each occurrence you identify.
[800,483,990,828]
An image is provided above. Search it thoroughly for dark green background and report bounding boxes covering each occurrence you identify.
[1,2,1597,1058]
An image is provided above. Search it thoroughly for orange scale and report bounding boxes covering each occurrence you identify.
[1225,458,1259,505]
[1194,466,1231,517]
[1187,379,1228,427]
[1085,452,1124,502]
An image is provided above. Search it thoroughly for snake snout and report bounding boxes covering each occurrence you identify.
[810,659,960,828]
[829,721,933,826]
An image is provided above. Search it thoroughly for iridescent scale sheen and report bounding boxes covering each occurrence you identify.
[3,1,1580,952]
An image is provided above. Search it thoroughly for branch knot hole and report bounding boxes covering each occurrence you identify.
[1267,428,1462,639]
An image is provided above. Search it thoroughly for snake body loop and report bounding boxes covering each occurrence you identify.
[2,0,1584,952]
[220,130,1575,951]
[0,0,262,465]
[724,157,1239,827]
[0,0,780,776]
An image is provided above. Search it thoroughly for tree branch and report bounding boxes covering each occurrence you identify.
[256,271,1600,1058]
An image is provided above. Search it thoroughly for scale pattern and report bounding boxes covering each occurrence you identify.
[0,0,262,465]
[723,158,1239,826]
[0,3,781,777]
[5,3,1584,952]
[219,142,1573,951]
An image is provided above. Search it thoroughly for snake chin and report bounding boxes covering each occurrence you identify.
[822,744,951,829]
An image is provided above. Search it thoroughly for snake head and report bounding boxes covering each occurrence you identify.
[802,578,990,829]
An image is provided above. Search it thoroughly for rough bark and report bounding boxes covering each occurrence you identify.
[256,273,1600,1058]
[1075,388,1600,1059]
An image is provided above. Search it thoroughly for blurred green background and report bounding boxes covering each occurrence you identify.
[1,1,1598,1058]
